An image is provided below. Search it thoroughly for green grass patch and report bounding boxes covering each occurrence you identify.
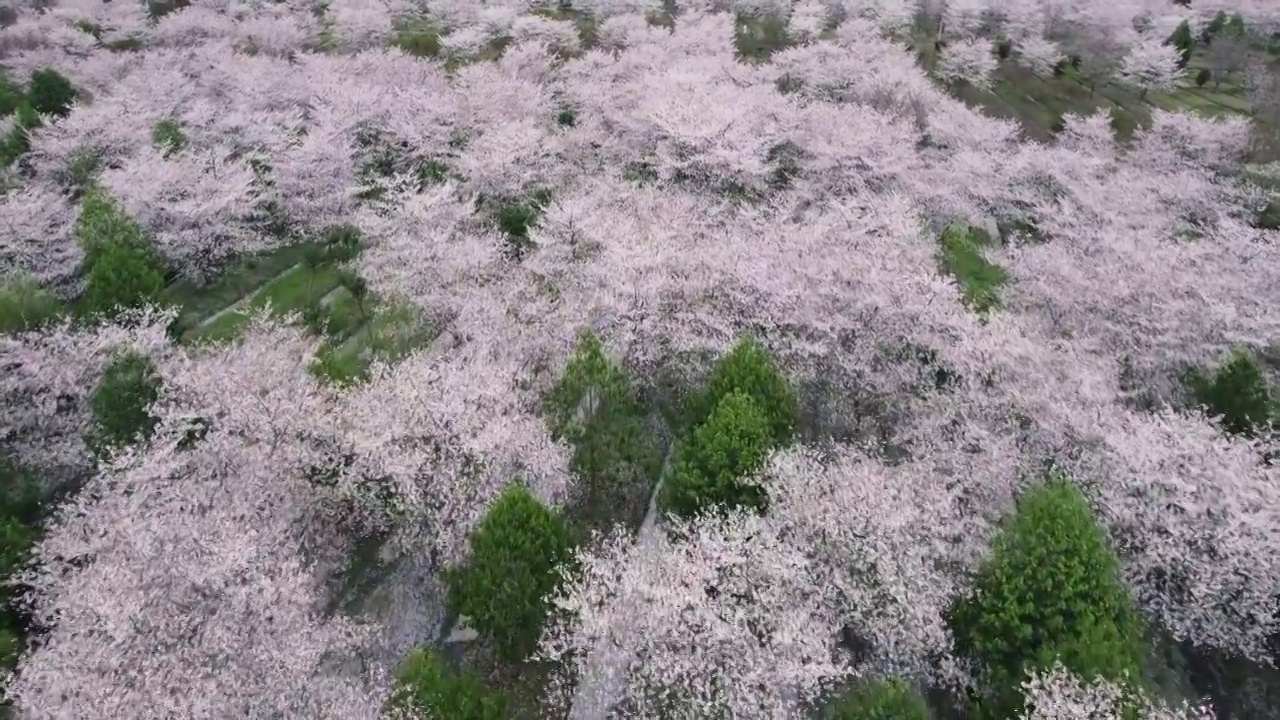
[734,12,791,64]
[311,299,436,385]
[390,16,445,58]
[164,241,328,331]
[937,222,1008,315]
[179,261,345,344]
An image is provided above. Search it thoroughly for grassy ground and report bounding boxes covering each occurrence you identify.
[163,238,434,383]
[910,27,1279,158]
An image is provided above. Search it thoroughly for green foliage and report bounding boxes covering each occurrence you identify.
[445,485,574,665]
[151,117,187,157]
[387,648,508,720]
[0,623,18,672]
[74,188,169,319]
[0,273,65,334]
[81,237,167,318]
[75,187,149,266]
[1255,199,1280,230]
[67,147,102,189]
[937,223,1008,315]
[88,349,162,454]
[544,332,663,537]
[1185,350,1276,438]
[486,189,553,260]
[1203,11,1227,43]
[733,12,791,63]
[0,74,23,117]
[0,103,40,167]
[947,480,1147,718]
[690,336,798,445]
[661,390,773,519]
[415,158,449,187]
[145,0,190,20]
[556,104,576,127]
[27,68,76,118]
[1166,20,1194,68]
[0,456,42,529]
[1224,13,1246,38]
[819,677,931,720]
[391,17,444,58]
[1195,68,1211,87]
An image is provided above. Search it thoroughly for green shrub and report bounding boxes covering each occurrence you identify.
[1166,20,1194,69]
[1195,68,1211,87]
[1255,199,1280,230]
[67,146,101,188]
[387,648,508,720]
[1202,11,1227,43]
[445,485,574,664]
[0,623,18,672]
[689,336,798,444]
[820,677,931,720]
[556,104,576,127]
[0,273,65,334]
[27,68,76,118]
[0,74,23,117]
[75,187,149,266]
[937,223,1008,315]
[544,332,663,536]
[947,480,1146,718]
[661,390,773,519]
[151,117,186,157]
[0,103,41,167]
[145,0,190,20]
[487,189,553,259]
[0,456,42,527]
[1185,350,1276,438]
[80,237,167,318]
[88,349,162,454]
[415,158,449,187]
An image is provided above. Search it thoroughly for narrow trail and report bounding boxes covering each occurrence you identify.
[566,413,677,720]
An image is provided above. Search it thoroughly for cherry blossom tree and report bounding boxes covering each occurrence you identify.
[5,318,394,718]
[935,37,998,90]
[1119,35,1184,99]
[1019,662,1215,720]
[538,509,851,719]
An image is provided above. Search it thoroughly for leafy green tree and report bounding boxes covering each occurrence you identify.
[1224,13,1246,38]
[1185,350,1276,438]
[88,349,162,455]
[1202,11,1227,43]
[946,480,1147,719]
[446,485,575,664]
[75,187,149,266]
[819,677,931,720]
[81,236,167,318]
[27,68,76,118]
[690,335,798,444]
[662,390,773,518]
[544,331,662,536]
[1166,20,1195,68]
[386,648,508,720]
